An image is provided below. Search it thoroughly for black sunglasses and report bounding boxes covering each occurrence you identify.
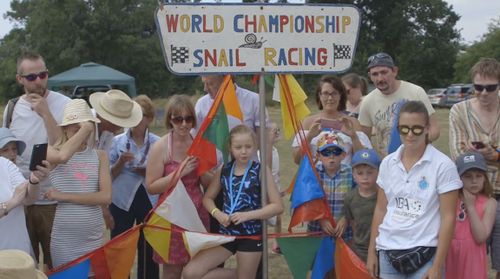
[473,84,498,93]
[398,125,425,136]
[457,201,466,221]
[171,115,194,125]
[21,71,48,82]
[319,147,343,157]
[367,53,391,65]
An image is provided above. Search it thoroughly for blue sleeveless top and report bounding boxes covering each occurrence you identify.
[219,160,262,236]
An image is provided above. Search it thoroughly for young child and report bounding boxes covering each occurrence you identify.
[0,127,26,163]
[308,131,354,240]
[343,148,381,262]
[182,124,284,279]
[446,152,497,279]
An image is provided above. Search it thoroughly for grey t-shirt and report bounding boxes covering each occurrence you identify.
[343,188,377,262]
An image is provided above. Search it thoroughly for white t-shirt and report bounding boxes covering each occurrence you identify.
[375,144,462,250]
[358,81,435,157]
[4,91,70,204]
[292,130,372,165]
[0,157,32,255]
[194,85,268,134]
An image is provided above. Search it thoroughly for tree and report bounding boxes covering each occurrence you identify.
[453,17,500,83]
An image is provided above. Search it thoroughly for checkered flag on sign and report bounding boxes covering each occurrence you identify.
[171,45,189,65]
[333,44,351,59]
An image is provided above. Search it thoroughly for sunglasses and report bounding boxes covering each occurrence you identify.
[398,125,425,136]
[20,71,48,82]
[473,84,498,93]
[319,147,343,157]
[367,53,391,65]
[171,115,194,125]
[457,201,466,221]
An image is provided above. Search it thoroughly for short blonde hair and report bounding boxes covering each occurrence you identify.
[164,95,196,130]
[134,95,155,119]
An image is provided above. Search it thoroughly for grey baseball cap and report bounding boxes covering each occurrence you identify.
[367,52,395,70]
[0,128,26,155]
[455,151,487,176]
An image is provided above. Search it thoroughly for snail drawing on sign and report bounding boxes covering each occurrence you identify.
[239,33,267,49]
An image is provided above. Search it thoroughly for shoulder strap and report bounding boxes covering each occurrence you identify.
[5,96,20,128]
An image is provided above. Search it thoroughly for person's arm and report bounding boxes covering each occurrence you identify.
[44,150,112,206]
[46,122,95,166]
[28,93,63,145]
[203,167,230,227]
[230,166,284,225]
[423,190,458,279]
[292,116,321,164]
[341,117,365,152]
[464,193,497,244]
[428,113,440,143]
[145,139,170,195]
[366,186,388,279]
[24,161,50,205]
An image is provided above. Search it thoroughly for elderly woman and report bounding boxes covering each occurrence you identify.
[292,75,372,165]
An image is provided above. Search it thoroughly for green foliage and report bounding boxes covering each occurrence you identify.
[453,17,500,83]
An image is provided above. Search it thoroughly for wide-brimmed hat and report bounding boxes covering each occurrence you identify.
[0,250,47,279]
[89,89,142,128]
[455,151,488,176]
[59,99,101,127]
[0,128,26,155]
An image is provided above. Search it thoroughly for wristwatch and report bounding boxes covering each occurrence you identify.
[0,202,7,216]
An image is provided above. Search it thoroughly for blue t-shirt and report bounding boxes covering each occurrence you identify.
[219,160,262,236]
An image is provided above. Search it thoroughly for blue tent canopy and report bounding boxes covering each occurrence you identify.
[48,62,137,96]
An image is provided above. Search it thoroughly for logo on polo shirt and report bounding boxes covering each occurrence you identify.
[418,176,429,190]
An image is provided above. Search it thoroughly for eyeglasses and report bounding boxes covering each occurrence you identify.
[319,147,343,157]
[473,84,498,93]
[171,115,194,125]
[398,125,425,136]
[457,201,466,221]
[367,53,391,65]
[20,71,48,82]
[320,91,340,99]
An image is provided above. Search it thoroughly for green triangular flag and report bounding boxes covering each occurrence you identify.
[277,236,322,279]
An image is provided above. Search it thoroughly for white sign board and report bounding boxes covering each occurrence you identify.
[156,4,361,74]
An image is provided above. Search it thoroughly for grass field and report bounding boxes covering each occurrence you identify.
[1,101,495,278]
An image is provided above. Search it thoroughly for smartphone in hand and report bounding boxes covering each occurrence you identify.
[321,118,343,130]
[29,143,48,171]
[471,141,486,149]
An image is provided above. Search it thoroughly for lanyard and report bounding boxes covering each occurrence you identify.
[126,130,150,165]
[228,160,252,214]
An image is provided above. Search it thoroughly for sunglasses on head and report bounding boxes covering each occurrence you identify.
[473,83,498,92]
[398,125,425,136]
[367,53,391,65]
[319,147,343,157]
[171,115,194,125]
[21,71,48,82]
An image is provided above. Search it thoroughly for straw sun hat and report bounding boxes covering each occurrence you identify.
[0,250,47,279]
[89,89,142,128]
[59,99,101,126]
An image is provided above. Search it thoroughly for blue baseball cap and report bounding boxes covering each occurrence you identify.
[352,149,381,169]
[455,152,487,176]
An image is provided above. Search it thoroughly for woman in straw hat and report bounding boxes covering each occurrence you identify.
[44,99,112,268]
[0,128,49,256]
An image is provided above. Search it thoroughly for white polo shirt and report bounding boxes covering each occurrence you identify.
[376,144,462,250]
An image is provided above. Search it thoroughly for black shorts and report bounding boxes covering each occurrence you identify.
[222,238,263,254]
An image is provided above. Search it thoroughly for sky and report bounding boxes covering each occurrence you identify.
[0,0,499,44]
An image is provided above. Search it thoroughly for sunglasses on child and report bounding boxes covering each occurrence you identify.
[171,115,194,125]
[20,71,49,82]
[398,125,425,136]
[473,84,498,92]
[319,147,343,157]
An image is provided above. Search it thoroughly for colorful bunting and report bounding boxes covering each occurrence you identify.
[48,259,90,279]
[277,236,322,279]
[311,237,335,279]
[387,99,407,154]
[335,239,371,279]
[183,231,235,257]
[290,156,324,209]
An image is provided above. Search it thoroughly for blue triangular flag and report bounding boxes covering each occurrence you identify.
[49,259,90,279]
[290,156,324,209]
[311,236,335,279]
[387,99,408,154]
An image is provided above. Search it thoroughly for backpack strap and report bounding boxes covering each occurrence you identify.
[5,96,20,128]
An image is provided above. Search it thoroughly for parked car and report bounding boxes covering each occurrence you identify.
[427,88,446,107]
[71,85,112,104]
[443,84,473,108]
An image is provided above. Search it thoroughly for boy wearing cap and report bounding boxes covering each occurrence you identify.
[343,149,381,262]
[308,131,353,241]
[358,52,439,157]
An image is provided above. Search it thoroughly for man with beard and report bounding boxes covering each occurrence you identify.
[358,52,439,157]
[3,51,70,270]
